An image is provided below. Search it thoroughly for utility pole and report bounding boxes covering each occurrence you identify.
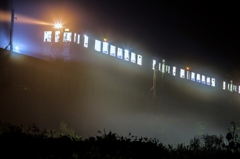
[10,9,15,52]
[153,64,156,99]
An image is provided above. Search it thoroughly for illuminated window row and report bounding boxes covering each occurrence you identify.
[223,81,240,93]
[153,59,168,73]
[152,60,215,87]
[153,60,173,75]
[44,31,74,43]
[180,68,215,87]
[44,31,87,45]
[43,31,142,65]
[72,33,88,48]
[46,30,240,92]
[94,39,142,65]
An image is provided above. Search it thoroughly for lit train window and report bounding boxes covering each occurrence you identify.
[44,31,52,42]
[180,69,185,78]
[74,33,77,42]
[172,66,176,76]
[102,42,108,54]
[152,60,156,70]
[84,35,88,48]
[131,52,136,63]
[124,49,129,61]
[228,83,230,90]
[223,81,226,90]
[233,85,237,92]
[161,59,165,73]
[161,62,165,73]
[63,32,72,42]
[77,34,80,44]
[117,48,123,59]
[202,75,206,84]
[94,40,101,52]
[206,77,210,85]
[167,66,171,73]
[137,55,142,65]
[186,71,190,80]
[239,86,240,93]
[196,74,201,83]
[110,45,116,57]
[211,78,215,87]
[191,72,195,81]
[55,31,60,42]
[230,83,233,91]
[158,63,161,72]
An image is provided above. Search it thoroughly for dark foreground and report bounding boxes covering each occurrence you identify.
[0,121,240,159]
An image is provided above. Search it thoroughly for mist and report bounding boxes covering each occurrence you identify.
[1,0,240,146]
[1,50,240,146]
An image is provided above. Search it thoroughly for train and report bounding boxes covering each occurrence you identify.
[1,26,240,141]
[42,28,240,97]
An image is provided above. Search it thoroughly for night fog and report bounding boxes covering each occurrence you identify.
[1,0,240,145]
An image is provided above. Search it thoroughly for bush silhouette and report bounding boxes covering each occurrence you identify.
[1,120,240,158]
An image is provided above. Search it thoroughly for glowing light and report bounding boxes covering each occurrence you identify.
[152,60,156,70]
[180,69,185,78]
[54,22,62,29]
[84,35,89,48]
[211,78,215,87]
[0,10,52,26]
[104,38,107,42]
[186,67,190,70]
[161,59,165,73]
[137,55,142,65]
[13,45,20,53]
[0,10,10,22]
[95,39,101,52]
[131,52,136,63]
[65,28,70,31]
[124,49,129,61]
[102,42,109,54]
[172,66,176,76]
[110,45,116,57]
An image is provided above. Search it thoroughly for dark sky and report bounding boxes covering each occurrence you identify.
[1,0,240,73]
[74,0,240,74]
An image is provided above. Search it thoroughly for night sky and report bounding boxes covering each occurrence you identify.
[1,0,240,144]
[1,0,240,72]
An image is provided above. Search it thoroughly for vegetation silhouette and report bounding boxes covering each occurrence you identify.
[0,120,240,158]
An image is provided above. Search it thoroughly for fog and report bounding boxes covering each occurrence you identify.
[1,50,240,145]
[1,0,240,145]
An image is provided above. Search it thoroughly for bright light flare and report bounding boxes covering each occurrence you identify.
[8,45,21,53]
[16,14,52,26]
[15,46,19,51]
[0,10,10,22]
[0,10,52,26]
[54,22,63,29]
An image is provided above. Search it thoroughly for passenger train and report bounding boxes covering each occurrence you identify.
[1,24,239,139]
[42,28,238,96]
